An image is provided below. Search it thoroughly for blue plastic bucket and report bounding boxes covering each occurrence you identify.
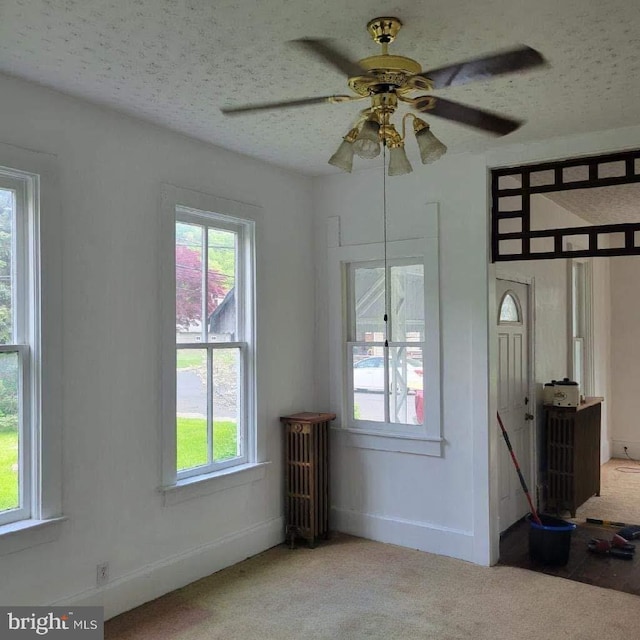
[527,514,577,566]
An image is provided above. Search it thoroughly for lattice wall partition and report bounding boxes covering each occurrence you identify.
[492,149,640,262]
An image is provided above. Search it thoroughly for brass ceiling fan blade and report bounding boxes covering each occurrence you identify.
[290,38,370,78]
[410,95,522,135]
[412,45,546,90]
[221,94,363,115]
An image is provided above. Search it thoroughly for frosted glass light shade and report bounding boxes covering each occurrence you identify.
[328,139,355,172]
[353,120,381,159]
[415,127,447,164]
[387,145,413,176]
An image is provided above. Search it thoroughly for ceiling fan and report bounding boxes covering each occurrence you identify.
[221,17,547,174]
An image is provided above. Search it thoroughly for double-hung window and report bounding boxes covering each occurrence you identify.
[161,186,256,492]
[327,214,442,456]
[347,259,425,427]
[0,172,33,526]
[0,149,62,551]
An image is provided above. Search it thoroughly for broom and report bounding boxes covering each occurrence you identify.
[497,412,543,526]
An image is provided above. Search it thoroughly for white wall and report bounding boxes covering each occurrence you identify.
[314,124,640,566]
[610,256,640,457]
[313,154,491,563]
[0,73,315,615]
[496,191,613,490]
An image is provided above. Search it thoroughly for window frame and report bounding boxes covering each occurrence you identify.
[160,185,260,498]
[498,290,523,325]
[0,172,33,526]
[569,257,594,395]
[0,143,64,551]
[345,257,426,430]
[175,208,251,478]
[327,205,442,457]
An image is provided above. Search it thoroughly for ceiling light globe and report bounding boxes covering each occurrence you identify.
[415,126,447,164]
[328,139,355,172]
[353,120,381,159]
[387,145,413,176]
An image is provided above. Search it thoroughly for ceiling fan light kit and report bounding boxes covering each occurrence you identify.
[328,138,356,173]
[387,144,413,176]
[221,16,546,177]
[414,123,448,165]
[352,118,382,159]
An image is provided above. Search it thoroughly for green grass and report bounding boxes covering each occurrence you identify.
[176,350,205,370]
[0,429,19,512]
[177,417,238,471]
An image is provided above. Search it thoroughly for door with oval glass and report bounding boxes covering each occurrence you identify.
[497,279,533,533]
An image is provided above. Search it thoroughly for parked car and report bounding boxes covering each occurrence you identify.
[353,356,423,393]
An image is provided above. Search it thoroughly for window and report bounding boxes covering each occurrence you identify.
[347,260,424,426]
[161,186,257,495]
[327,213,442,456]
[570,259,593,394]
[498,292,521,324]
[0,154,63,541]
[0,174,32,526]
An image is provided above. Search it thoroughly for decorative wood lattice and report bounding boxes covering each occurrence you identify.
[492,149,640,261]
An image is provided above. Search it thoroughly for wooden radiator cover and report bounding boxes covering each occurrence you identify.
[545,398,602,517]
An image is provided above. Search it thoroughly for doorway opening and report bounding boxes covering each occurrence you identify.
[489,149,640,596]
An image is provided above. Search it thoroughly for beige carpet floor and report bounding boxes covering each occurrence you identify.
[106,534,640,640]
[575,457,640,524]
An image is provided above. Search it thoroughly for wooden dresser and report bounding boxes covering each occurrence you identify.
[545,397,603,517]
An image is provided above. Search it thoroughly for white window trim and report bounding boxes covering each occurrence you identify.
[173,208,251,479]
[568,257,594,396]
[0,142,64,553]
[327,204,442,457]
[159,184,265,503]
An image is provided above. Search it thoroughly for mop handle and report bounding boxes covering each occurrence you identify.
[497,412,543,526]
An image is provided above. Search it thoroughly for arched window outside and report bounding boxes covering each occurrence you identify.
[499,291,522,324]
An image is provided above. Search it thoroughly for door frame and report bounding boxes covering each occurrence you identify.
[493,273,537,536]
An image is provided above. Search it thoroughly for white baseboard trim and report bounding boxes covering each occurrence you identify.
[332,507,475,562]
[52,516,284,620]
[611,439,640,460]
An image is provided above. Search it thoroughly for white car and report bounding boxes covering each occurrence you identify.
[352,356,423,393]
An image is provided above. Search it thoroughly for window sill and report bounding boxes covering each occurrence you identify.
[161,461,270,506]
[0,516,67,557]
[334,427,443,457]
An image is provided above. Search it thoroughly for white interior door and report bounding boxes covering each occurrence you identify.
[497,279,532,533]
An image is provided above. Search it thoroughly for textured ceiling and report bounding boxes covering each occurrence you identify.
[545,185,640,224]
[1,0,640,175]
[528,164,640,224]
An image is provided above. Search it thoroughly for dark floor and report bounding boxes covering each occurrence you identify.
[499,518,640,596]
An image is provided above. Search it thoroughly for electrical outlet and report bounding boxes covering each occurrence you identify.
[96,562,109,586]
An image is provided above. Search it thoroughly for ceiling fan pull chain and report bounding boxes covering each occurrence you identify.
[383,139,389,349]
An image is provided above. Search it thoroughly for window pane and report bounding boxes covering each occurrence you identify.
[0,189,15,345]
[352,265,385,341]
[391,264,424,342]
[499,293,520,323]
[212,348,240,461]
[176,222,204,340]
[0,351,20,513]
[352,346,385,422]
[176,348,208,471]
[207,228,236,342]
[389,346,423,425]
